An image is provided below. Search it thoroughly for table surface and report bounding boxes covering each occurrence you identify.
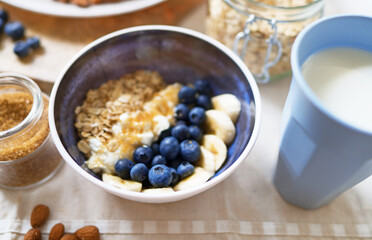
[1,1,372,240]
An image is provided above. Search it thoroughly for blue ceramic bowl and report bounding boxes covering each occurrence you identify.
[49,25,261,203]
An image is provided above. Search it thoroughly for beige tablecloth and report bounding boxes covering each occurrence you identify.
[1,1,372,239]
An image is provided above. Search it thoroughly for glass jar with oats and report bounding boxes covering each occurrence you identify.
[0,73,62,189]
[206,0,325,83]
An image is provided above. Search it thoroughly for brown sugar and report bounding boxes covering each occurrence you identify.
[0,92,33,131]
[0,92,49,161]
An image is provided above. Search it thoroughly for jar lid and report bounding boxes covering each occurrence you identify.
[224,0,325,22]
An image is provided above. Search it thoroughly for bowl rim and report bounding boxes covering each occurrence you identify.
[48,25,262,203]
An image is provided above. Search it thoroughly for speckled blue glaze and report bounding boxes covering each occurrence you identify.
[53,28,258,180]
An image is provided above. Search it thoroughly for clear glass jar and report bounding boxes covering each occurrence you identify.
[0,73,62,189]
[206,0,325,83]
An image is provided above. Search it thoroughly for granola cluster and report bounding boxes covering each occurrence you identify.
[75,70,165,156]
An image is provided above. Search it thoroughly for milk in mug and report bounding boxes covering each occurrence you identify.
[302,47,372,132]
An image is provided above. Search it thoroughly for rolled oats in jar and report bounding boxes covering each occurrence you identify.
[206,0,325,83]
[0,73,62,189]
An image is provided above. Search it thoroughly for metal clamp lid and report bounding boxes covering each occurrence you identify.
[233,14,283,84]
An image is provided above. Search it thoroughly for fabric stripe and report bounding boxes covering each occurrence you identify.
[285,223,299,236]
[308,223,323,236]
[357,224,371,237]
[239,221,252,235]
[1,220,372,238]
[332,224,346,237]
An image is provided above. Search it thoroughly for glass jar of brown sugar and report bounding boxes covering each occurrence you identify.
[206,0,325,83]
[0,73,62,189]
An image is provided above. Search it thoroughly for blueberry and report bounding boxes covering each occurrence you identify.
[194,79,211,95]
[151,143,160,156]
[0,9,8,22]
[197,94,212,110]
[169,167,179,186]
[148,164,172,187]
[188,125,203,142]
[174,103,189,121]
[115,158,134,179]
[188,107,206,125]
[151,155,167,166]
[158,127,172,142]
[167,158,183,169]
[178,86,196,104]
[26,37,40,50]
[133,146,153,165]
[0,19,4,31]
[171,124,190,141]
[142,178,152,188]
[13,41,30,58]
[130,163,149,182]
[177,161,195,179]
[159,136,179,160]
[4,21,25,40]
[175,120,187,126]
[180,140,201,163]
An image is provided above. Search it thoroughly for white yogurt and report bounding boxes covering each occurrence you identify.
[302,47,372,132]
[86,83,181,174]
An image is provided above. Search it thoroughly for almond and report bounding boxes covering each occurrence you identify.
[24,228,41,240]
[74,225,100,240]
[49,223,65,240]
[60,234,78,240]
[30,204,50,228]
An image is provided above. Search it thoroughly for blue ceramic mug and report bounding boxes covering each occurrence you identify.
[273,15,372,209]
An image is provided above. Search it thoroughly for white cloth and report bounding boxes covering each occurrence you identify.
[2,1,372,239]
[1,78,372,240]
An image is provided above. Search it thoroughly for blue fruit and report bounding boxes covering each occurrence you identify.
[177,161,195,179]
[197,94,212,110]
[13,41,30,58]
[26,37,40,50]
[151,143,160,156]
[148,164,172,187]
[159,136,179,160]
[180,140,201,163]
[178,86,196,104]
[158,127,172,142]
[188,107,206,125]
[4,21,25,40]
[171,124,190,141]
[133,146,153,165]
[130,163,149,182]
[115,158,134,179]
[151,155,167,166]
[194,79,211,95]
[167,158,183,169]
[0,9,8,22]
[175,120,187,126]
[169,167,179,186]
[0,19,4,31]
[188,125,202,142]
[174,103,189,121]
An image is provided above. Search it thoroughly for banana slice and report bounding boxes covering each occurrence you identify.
[142,187,174,193]
[202,134,227,171]
[174,167,213,191]
[205,110,236,145]
[102,173,142,192]
[197,146,216,174]
[211,94,241,123]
